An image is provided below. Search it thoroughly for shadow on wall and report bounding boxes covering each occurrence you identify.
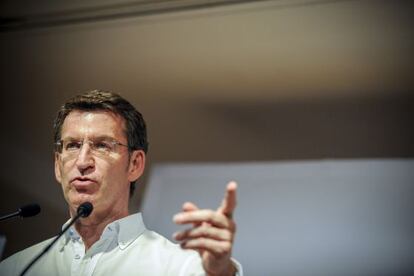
[151,92,414,162]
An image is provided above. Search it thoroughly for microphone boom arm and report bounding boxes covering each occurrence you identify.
[0,211,20,222]
[19,202,93,276]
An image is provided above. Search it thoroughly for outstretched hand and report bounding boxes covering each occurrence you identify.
[173,181,238,276]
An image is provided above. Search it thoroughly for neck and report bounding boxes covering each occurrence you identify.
[74,209,129,251]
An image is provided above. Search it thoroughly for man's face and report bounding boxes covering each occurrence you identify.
[54,110,144,219]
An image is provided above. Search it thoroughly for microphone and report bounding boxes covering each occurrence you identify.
[0,203,41,222]
[20,202,93,276]
[77,202,93,218]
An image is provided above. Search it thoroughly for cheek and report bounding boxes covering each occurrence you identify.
[100,162,130,191]
[58,160,76,192]
[60,160,73,180]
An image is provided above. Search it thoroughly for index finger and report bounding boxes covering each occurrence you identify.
[218,181,237,217]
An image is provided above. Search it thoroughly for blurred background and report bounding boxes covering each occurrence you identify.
[0,0,413,274]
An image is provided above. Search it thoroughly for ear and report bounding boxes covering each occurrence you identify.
[54,152,62,184]
[127,150,146,182]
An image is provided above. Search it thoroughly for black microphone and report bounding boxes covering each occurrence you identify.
[77,202,93,218]
[0,203,41,222]
[20,202,93,276]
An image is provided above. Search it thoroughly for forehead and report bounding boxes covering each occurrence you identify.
[61,110,126,140]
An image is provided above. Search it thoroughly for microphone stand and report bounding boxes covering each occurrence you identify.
[0,204,41,222]
[20,203,92,276]
[0,211,20,222]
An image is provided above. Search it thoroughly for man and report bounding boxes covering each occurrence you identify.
[0,90,241,275]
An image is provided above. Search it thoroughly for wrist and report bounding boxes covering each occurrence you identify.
[206,261,237,276]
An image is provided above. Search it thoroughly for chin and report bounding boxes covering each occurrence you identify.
[69,194,95,207]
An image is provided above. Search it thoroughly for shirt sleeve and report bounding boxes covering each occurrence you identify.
[176,250,244,276]
[231,257,244,276]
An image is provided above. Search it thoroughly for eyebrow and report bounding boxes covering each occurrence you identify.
[61,135,120,141]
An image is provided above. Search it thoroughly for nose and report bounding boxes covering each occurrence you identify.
[75,142,95,174]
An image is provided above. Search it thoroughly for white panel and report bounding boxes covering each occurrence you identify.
[142,159,414,275]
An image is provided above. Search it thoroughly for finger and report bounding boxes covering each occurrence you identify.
[173,210,229,228]
[180,238,232,258]
[182,202,199,212]
[179,202,202,227]
[218,181,237,217]
[173,225,232,241]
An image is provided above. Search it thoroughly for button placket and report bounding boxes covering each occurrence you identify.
[71,238,86,276]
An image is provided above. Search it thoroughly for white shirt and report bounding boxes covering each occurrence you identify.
[0,213,242,276]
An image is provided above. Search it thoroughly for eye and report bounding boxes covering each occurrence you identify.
[94,141,113,152]
[65,141,81,151]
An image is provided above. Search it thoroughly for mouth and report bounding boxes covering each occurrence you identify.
[70,177,97,193]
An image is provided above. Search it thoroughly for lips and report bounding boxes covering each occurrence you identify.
[70,177,97,192]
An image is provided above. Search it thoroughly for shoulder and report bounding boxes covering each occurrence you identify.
[0,237,55,275]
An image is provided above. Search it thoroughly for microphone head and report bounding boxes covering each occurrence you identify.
[19,203,41,218]
[77,202,93,218]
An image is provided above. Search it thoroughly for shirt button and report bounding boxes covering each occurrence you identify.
[74,254,80,259]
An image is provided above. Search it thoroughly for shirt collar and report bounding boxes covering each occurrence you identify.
[114,213,146,249]
[60,213,146,250]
